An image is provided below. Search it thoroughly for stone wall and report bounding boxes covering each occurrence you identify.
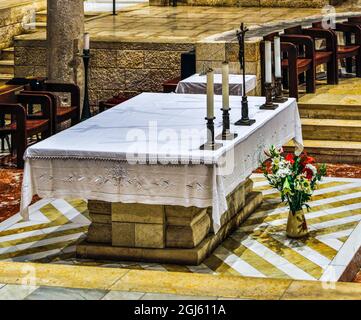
[195,37,262,96]
[150,0,347,7]
[14,39,195,108]
[0,0,46,50]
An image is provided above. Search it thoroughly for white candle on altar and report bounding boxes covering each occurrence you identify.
[84,33,90,50]
[274,37,282,78]
[265,41,272,84]
[207,69,214,118]
[222,62,229,110]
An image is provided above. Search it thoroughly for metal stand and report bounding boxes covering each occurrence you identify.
[260,82,278,110]
[200,117,223,151]
[112,0,117,15]
[235,23,256,127]
[216,108,238,140]
[273,77,288,104]
[81,49,91,121]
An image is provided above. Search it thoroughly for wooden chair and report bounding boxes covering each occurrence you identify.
[162,76,181,93]
[312,21,361,79]
[262,32,315,100]
[24,82,80,133]
[99,94,129,113]
[284,25,337,85]
[0,93,52,168]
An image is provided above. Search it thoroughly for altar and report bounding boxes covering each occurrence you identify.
[21,93,303,265]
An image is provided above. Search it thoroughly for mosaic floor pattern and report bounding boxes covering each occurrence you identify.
[1,175,361,282]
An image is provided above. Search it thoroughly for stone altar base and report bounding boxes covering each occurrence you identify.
[76,178,263,265]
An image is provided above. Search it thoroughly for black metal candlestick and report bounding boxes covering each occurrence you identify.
[200,117,223,151]
[260,82,278,110]
[273,77,288,104]
[81,49,91,121]
[112,0,117,15]
[216,108,238,140]
[235,23,255,126]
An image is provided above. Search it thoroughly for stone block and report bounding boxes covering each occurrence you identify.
[144,50,181,69]
[165,206,207,226]
[117,50,144,69]
[112,203,165,224]
[166,212,211,248]
[90,67,125,90]
[112,222,135,247]
[91,49,117,68]
[196,42,225,62]
[87,223,112,244]
[88,200,111,215]
[89,213,111,225]
[135,223,165,249]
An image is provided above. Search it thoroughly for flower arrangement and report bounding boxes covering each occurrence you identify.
[262,146,326,237]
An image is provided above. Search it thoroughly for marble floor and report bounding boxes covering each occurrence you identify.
[0,174,360,283]
[16,4,345,43]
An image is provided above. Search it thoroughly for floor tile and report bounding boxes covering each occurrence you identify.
[0,284,38,300]
[102,291,145,300]
[25,286,107,300]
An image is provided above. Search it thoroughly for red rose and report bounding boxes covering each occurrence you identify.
[285,153,295,164]
[303,167,313,180]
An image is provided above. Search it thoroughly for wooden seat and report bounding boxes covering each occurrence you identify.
[0,93,52,168]
[23,82,80,134]
[163,76,181,93]
[312,21,361,79]
[262,32,315,100]
[282,58,313,72]
[283,25,337,85]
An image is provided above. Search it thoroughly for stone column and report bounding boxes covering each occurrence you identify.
[47,0,84,84]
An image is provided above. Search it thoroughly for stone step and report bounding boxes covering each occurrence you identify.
[23,21,47,31]
[36,11,99,23]
[0,73,13,86]
[302,118,361,142]
[0,60,14,75]
[298,102,361,120]
[2,47,14,61]
[284,139,361,164]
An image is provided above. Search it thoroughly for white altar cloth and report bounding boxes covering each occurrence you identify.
[175,74,257,95]
[21,93,303,233]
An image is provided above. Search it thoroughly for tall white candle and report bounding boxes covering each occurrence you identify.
[84,33,90,50]
[274,37,282,78]
[222,62,229,110]
[265,41,272,84]
[207,69,214,118]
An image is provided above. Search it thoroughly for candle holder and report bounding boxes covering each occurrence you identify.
[200,117,223,150]
[235,23,256,127]
[81,49,91,121]
[235,96,256,126]
[216,108,238,140]
[260,82,278,110]
[273,77,288,104]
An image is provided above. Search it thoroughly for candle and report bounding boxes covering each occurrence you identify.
[207,69,214,119]
[265,41,272,84]
[274,37,282,78]
[222,62,229,110]
[84,33,90,50]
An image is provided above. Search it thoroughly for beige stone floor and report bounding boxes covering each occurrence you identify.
[16,3,356,43]
[299,77,361,106]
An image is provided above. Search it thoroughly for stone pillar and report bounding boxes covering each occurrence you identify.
[47,0,84,84]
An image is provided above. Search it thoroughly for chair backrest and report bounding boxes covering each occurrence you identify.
[284,25,303,35]
[348,16,361,24]
[263,32,280,42]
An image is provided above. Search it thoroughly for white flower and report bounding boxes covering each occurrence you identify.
[305,164,317,177]
[276,167,291,178]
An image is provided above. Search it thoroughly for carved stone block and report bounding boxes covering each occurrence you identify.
[135,223,165,249]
